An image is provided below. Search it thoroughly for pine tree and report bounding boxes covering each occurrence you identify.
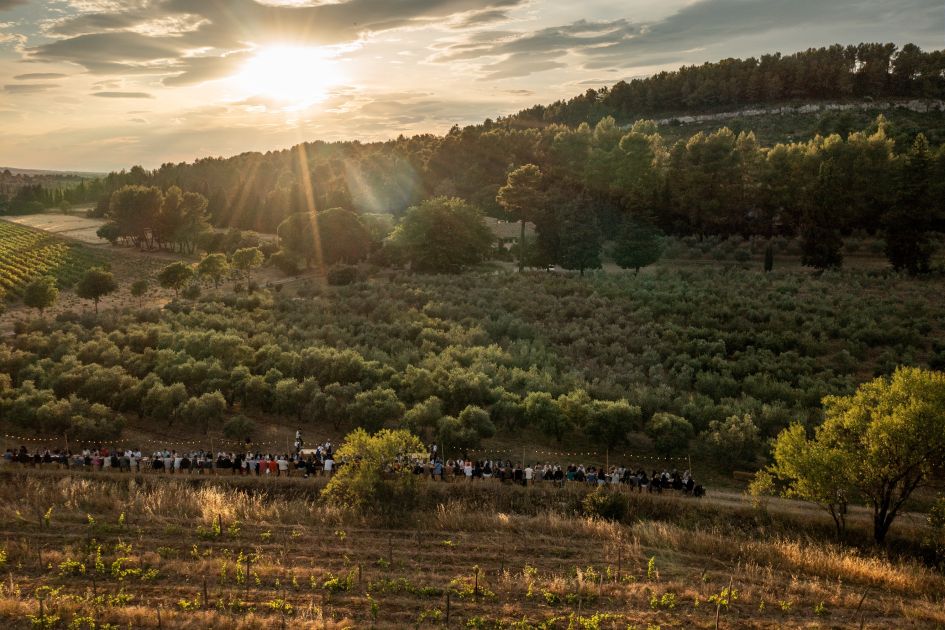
[884,134,933,275]
[557,198,602,276]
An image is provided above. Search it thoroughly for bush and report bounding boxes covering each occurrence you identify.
[270,250,300,276]
[322,428,426,524]
[703,414,763,470]
[645,413,693,456]
[181,283,201,300]
[327,264,359,286]
[582,487,628,521]
[223,415,255,440]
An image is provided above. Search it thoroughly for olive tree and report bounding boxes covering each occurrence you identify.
[22,276,58,315]
[771,367,945,545]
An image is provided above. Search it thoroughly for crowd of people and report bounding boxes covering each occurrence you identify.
[1,440,705,497]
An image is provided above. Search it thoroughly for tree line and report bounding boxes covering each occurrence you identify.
[507,43,945,128]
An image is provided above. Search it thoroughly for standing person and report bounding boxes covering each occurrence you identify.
[524,463,534,486]
[324,453,334,476]
[294,429,303,454]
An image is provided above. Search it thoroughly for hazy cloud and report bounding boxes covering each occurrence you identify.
[92,90,154,97]
[0,0,27,11]
[434,0,943,78]
[4,83,58,92]
[13,72,69,79]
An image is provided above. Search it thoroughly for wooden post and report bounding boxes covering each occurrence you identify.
[245,554,252,599]
[473,565,480,601]
[203,577,209,609]
[445,592,450,627]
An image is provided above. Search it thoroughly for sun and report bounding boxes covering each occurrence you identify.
[233,46,342,107]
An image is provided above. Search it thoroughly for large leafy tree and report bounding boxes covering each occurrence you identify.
[232,247,264,283]
[177,191,211,254]
[317,207,373,265]
[436,404,496,458]
[557,197,602,276]
[387,197,493,273]
[158,261,194,297]
[613,216,664,274]
[771,367,945,544]
[497,164,543,272]
[76,268,117,313]
[196,253,229,288]
[884,134,934,274]
[524,391,570,443]
[108,185,163,249]
[277,212,319,268]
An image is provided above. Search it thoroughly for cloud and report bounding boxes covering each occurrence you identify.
[13,72,70,80]
[3,83,58,93]
[92,91,154,98]
[161,51,253,86]
[24,0,531,89]
[0,0,26,11]
[454,9,510,28]
[433,0,944,79]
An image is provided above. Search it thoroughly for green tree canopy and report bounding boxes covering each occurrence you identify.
[158,261,194,297]
[196,253,229,288]
[436,404,496,457]
[322,428,426,523]
[232,247,264,282]
[317,207,372,265]
[771,366,945,544]
[22,276,58,315]
[645,412,693,456]
[497,164,543,272]
[108,185,163,249]
[557,197,602,276]
[387,197,493,273]
[525,391,571,443]
[76,267,117,313]
[613,217,664,273]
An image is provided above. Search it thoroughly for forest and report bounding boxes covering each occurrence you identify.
[4,44,944,249]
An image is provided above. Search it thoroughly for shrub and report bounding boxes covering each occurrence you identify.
[703,414,762,470]
[224,415,255,440]
[645,413,693,456]
[327,264,359,286]
[582,487,628,521]
[322,428,426,524]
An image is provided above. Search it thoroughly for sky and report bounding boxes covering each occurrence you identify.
[0,0,941,172]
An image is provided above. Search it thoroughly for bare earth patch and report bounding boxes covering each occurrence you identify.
[5,212,109,244]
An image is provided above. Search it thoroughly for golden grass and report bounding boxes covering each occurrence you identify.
[0,470,941,629]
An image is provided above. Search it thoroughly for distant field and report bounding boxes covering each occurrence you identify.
[0,219,105,298]
[4,211,107,245]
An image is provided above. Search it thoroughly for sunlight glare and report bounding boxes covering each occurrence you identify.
[234,46,342,108]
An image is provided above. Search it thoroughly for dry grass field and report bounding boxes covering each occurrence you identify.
[0,469,940,629]
[4,212,108,245]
